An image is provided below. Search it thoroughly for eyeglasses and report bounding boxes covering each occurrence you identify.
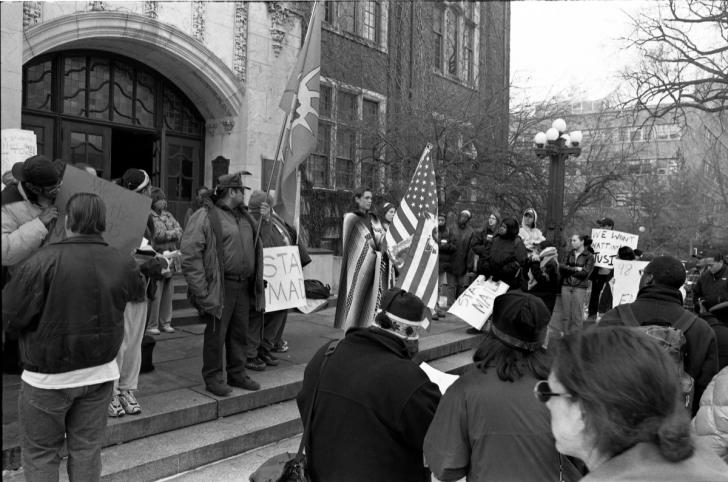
[534,380,572,403]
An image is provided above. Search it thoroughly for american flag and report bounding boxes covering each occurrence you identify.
[386,144,439,311]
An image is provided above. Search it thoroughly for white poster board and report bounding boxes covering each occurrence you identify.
[2,129,37,177]
[448,275,509,330]
[419,362,459,394]
[591,229,639,269]
[612,260,649,308]
[264,246,307,312]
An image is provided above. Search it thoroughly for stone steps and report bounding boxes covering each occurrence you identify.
[2,332,479,481]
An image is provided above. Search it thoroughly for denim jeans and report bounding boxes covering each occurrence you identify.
[115,300,146,393]
[19,380,113,482]
[560,286,587,335]
[147,277,173,330]
[246,309,287,359]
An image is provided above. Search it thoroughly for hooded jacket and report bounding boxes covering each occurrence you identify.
[518,208,546,253]
[1,183,51,270]
[694,264,728,317]
[450,220,474,276]
[692,367,728,462]
[437,223,456,273]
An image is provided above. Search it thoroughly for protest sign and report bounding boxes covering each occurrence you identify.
[47,165,152,256]
[264,246,307,312]
[612,259,649,308]
[591,229,639,269]
[2,129,37,177]
[448,275,509,329]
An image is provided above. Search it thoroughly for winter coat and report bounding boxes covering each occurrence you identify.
[180,200,265,318]
[471,226,497,274]
[480,235,528,279]
[518,208,546,253]
[450,223,474,276]
[2,235,144,373]
[529,258,560,312]
[424,367,582,482]
[600,285,719,414]
[437,225,456,273]
[296,327,441,482]
[694,265,728,319]
[560,249,595,289]
[580,440,728,482]
[249,212,312,266]
[693,367,728,462]
[703,312,728,370]
[150,209,183,252]
[1,183,51,269]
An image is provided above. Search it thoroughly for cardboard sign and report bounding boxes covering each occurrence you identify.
[448,275,509,330]
[264,246,307,312]
[2,129,37,177]
[591,229,639,269]
[612,260,649,308]
[47,165,152,256]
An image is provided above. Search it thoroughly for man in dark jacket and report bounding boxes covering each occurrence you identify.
[435,212,456,318]
[2,193,144,481]
[600,255,719,414]
[448,210,474,298]
[181,172,265,396]
[694,251,728,323]
[297,288,441,482]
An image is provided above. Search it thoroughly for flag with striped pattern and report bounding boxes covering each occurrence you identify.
[385,144,439,310]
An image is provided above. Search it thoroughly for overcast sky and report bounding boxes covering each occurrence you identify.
[510,0,656,105]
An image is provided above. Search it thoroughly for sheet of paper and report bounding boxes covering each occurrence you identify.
[296,298,328,314]
[419,362,459,394]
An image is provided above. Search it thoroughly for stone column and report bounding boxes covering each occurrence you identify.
[1,2,24,129]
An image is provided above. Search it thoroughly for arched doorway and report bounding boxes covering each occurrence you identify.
[22,50,204,223]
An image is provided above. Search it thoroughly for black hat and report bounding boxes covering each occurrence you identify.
[617,246,636,260]
[121,168,150,192]
[597,217,615,227]
[377,288,427,328]
[491,291,550,351]
[216,171,252,191]
[11,155,59,187]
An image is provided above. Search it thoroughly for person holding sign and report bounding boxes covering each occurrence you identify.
[557,234,595,337]
[180,173,265,396]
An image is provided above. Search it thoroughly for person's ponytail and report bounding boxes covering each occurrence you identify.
[656,409,694,462]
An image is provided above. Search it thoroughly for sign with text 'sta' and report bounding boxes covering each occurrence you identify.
[611,259,650,308]
[448,275,509,330]
[591,229,639,269]
[264,246,307,312]
[2,129,37,177]
[47,165,152,257]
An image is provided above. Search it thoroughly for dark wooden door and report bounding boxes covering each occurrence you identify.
[61,121,111,178]
[164,136,201,226]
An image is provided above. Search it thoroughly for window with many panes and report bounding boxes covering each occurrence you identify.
[327,1,386,49]
[433,8,444,71]
[432,3,479,86]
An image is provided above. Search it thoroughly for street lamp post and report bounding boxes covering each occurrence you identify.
[533,119,583,250]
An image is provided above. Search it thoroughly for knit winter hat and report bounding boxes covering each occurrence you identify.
[150,187,166,205]
[248,190,273,215]
[491,291,550,351]
[12,155,59,187]
[121,168,150,192]
[617,246,636,260]
[375,288,427,334]
[539,246,557,259]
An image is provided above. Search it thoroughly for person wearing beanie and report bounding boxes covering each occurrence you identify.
[478,217,529,287]
[528,245,560,313]
[180,172,266,396]
[146,187,183,336]
[245,190,311,370]
[600,255,719,415]
[2,155,62,374]
[297,288,441,481]
[425,289,583,482]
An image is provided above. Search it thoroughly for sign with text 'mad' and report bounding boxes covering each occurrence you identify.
[448,275,509,330]
[2,129,37,177]
[591,229,639,269]
[264,246,307,313]
[612,259,650,308]
[47,165,152,257]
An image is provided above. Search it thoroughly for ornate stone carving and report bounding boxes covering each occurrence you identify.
[89,1,105,11]
[143,1,158,20]
[23,2,42,28]
[222,119,235,134]
[192,1,206,42]
[266,1,292,57]
[233,1,249,86]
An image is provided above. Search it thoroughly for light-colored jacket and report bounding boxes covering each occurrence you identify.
[1,183,50,268]
[693,367,728,462]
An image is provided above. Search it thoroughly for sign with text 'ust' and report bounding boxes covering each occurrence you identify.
[591,229,639,269]
[264,246,307,312]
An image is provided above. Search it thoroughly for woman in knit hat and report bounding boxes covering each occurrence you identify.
[425,286,583,481]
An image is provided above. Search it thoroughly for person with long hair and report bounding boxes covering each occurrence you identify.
[555,233,595,337]
[424,261,582,481]
[543,326,728,480]
[334,188,393,330]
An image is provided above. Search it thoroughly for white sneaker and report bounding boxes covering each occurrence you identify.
[146,328,161,335]
[118,390,141,415]
[160,325,175,333]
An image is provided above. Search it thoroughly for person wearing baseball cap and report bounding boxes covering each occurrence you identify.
[296,288,441,481]
[2,155,63,374]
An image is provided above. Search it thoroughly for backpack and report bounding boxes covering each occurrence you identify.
[304,279,331,300]
[614,304,697,410]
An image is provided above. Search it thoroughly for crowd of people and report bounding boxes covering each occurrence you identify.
[3,155,728,481]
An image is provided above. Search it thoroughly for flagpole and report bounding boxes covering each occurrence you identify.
[256,0,320,245]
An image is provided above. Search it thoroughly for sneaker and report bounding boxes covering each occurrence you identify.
[245,357,266,371]
[228,375,261,391]
[146,328,161,335]
[108,395,125,417]
[259,352,279,366]
[272,340,289,353]
[205,381,232,397]
[160,325,175,333]
[118,390,141,415]
[432,313,439,321]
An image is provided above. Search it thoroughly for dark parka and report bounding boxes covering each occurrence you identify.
[180,199,265,318]
[296,328,441,482]
[437,224,456,273]
[600,285,719,414]
[450,223,474,276]
[2,235,144,373]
